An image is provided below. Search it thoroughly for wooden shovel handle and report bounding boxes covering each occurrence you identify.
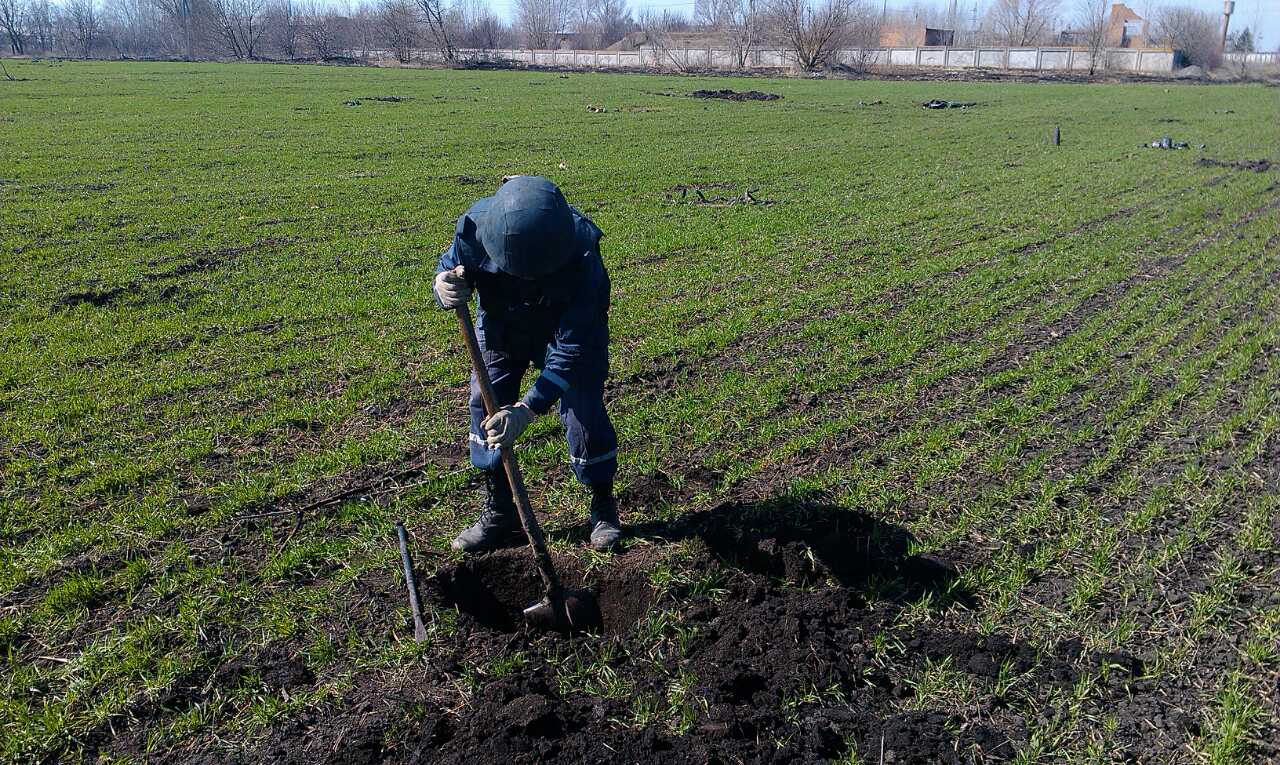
[455,306,562,596]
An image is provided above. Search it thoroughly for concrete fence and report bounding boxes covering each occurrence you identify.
[400,45,1177,74]
[1223,51,1280,68]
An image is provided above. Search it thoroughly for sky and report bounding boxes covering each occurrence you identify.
[487,0,1278,51]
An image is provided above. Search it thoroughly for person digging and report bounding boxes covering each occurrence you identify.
[435,175,622,553]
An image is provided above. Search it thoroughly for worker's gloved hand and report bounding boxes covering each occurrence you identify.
[434,265,471,309]
[482,403,535,449]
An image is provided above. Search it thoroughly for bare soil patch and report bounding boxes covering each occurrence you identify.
[689,88,781,101]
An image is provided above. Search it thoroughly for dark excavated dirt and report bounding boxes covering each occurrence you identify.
[1195,157,1275,172]
[396,499,1051,763]
[129,490,1211,763]
[689,88,782,101]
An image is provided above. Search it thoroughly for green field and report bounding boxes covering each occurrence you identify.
[2,60,1278,763]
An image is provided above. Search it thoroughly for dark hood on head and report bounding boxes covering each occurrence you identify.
[477,176,577,279]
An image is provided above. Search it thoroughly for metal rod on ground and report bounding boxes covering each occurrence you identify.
[396,521,429,642]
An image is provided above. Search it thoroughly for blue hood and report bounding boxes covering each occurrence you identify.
[477,176,577,279]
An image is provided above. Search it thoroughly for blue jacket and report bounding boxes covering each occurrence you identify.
[436,187,610,415]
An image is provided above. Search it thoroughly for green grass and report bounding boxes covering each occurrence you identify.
[2,60,1279,762]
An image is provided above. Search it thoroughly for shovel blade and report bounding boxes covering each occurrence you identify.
[522,588,603,634]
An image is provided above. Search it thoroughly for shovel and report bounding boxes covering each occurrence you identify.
[454,305,603,634]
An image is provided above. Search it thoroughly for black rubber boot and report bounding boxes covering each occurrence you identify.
[451,471,522,553]
[588,482,622,551]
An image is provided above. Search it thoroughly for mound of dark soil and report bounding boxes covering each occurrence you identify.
[211,495,1148,765]
[403,498,1022,762]
[690,89,781,101]
[1195,157,1274,172]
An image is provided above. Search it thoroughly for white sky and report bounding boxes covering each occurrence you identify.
[487,0,1278,50]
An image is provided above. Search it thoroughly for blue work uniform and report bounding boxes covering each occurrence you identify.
[435,183,618,486]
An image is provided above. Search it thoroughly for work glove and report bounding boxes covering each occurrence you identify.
[482,403,535,449]
[434,265,471,309]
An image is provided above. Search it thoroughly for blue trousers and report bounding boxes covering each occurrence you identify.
[468,347,618,486]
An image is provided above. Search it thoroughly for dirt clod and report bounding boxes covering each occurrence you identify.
[690,89,781,101]
[1196,157,1274,172]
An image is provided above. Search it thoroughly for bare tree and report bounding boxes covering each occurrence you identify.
[454,0,508,49]
[768,0,856,70]
[298,0,335,56]
[415,0,454,59]
[1226,26,1252,52]
[376,0,416,59]
[842,0,879,71]
[987,0,1059,45]
[102,0,164,56]
[344,1,377,57]
[468,10,507,47]
[151,0,196,57]
[578,0,630,48]
[515,0,568,48]
[267,0,300,56]
[25,0,54,50]
[1150,5,1219,67]
[1,0,24,54]
[1073,0,1107,74]
[206,0,266,57]
[696,0,757,68]
[635,7,688,69]
[60,0,102,56]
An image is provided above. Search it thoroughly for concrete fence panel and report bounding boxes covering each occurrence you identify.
[919,48,947,66]
[1040,49,1071,69]
[1008,48,1038,68]
[889,48,917,66]
[977,49,1006,68]
[1138,50,1175,72]
[946,49,976,67]
[1108,49,1139,70]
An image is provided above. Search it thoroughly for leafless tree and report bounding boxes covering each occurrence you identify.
[1,0,24,54]
[415,0,454,59]
[298,0,335,56]
[343,1,377,56]
[1150,5,1219,67]
[1073,0,1107,74]
[1225,26,1252,52]
[25,0,55,50]
[515,0,568,48]
[842,0,879,71]
[267,0,300,56]
[635,7,688,68]
[768,0,857,70]
[576,0,630,48]
[453,0,509,49]
[60,0,102,56]
[207,0,266,56]
[696,0,757,67]
[102,0,164,56]
[151,0,196,57]
[376,0,416,59]
[468,11,507,47]
[987,0,1059,45]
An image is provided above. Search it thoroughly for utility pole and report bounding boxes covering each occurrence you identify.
[1219,0,1234,55]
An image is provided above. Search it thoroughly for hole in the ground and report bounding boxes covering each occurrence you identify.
[432,550,654,636]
